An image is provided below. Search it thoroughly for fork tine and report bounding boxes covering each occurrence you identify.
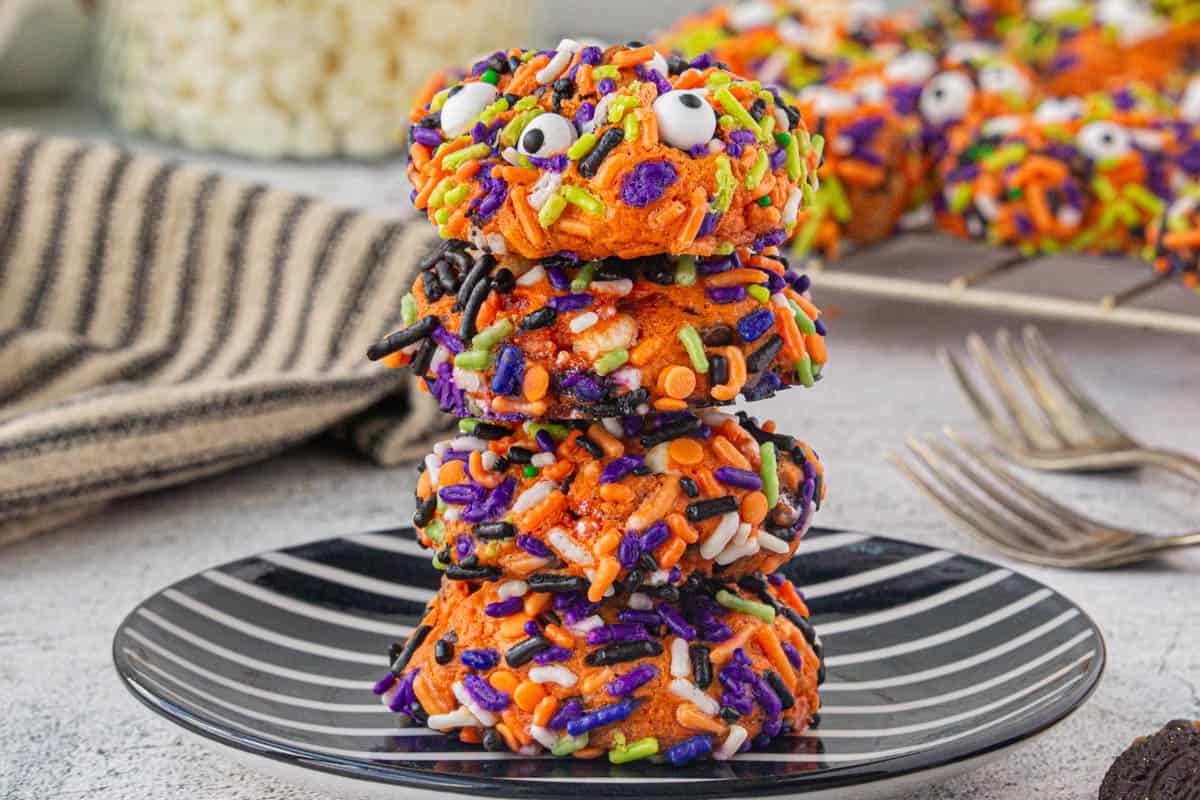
[939,347,1021,447]
[995,329,1094,447]
[1022,326,1130,443]
[966,333,1061,450]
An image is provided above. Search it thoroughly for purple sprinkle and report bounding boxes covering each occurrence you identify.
[767,573,785,586]
[769,147,788,171]
[546,699,583,730]
[587,623,650,645]
[781,641,804,670]
[669,566,681,583]
[737,308,776,342]
[637,64,672,96]
[372,673,397,695]
[617,609,661,625]
[690,142,712,158]
[547,266,571,291]
[580,46,602,66]
[461,648,500,670]
[575,101,595,129]
[729,129,757,145]
[618,533,642,569]
[697,211,721,237]
[607,663,659,697]
[527,153,569,172]
[639,520,669,553]
[440,449,470,464]
[566,698,639,735]
[814,318,827,336]
[535,428,556,453]
[762,716,783,739]
[753,229,788,250]
[516,534,553,558]
[547,293,593,311]
[534,645,573,664]
[714,466,763,491]
[721,684,754,716]
[471,121,492,144]
[598,78,617,95]
[621,160,679,207]
[751,675,783,717]
[785,270,810,293]
[707,285,747,304]
[689,53,713,69]
[524,619,541,636]
[698,254,736,274]
[455,534,474,560]
[485,597,524,617]
[432,326,465,354]
[701,618,733,642]
[621,416,645,437]
[491,343,524,395]
[571,375,605,402]
[665,734,714,766]
[563,599,601,625]
[601,454,645,484]
[463,673,511,712]
[656,602,697,640]
[440,484,485,505]
[411,126,443,148]
[553,591,581,611]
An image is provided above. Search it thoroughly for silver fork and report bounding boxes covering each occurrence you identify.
[940,326,1200,483]
[887,429,1200,568]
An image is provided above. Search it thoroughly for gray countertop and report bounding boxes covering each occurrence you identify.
[2,102,1199,800]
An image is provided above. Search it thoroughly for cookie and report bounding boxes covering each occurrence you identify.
[1100,719,1200,799]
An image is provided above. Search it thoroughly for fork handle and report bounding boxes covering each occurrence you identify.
[1135,448,1200,485]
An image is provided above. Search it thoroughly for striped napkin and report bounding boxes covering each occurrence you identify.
[0,130,452,547]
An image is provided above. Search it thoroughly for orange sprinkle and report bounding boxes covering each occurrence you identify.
[523,365,550,402]
[835,159,885,187]
[658,535,687,570]
[676,703,727,734]
[459,727,482,744]
[710,345,747,401]
[668,438,705,467]
[519,490,567,531]
[740,491,769,525]
[1162,229,1200,249]
[542,459,575,483]
[630,336,665,367]
[500,616,532,638]
[789,292,820,321]
[674,186,709,251]
[653,397,689,411]
[381,350,409,369]
[454,159,482,182]
[638,108,659,148]
[500,165,541,184]
[599,483,634,503]
[409,143,432,171]
[762,420,777,433]
[627,476,681,531]
[706,268,774,288]
[533,695,559,728]
[576,63,595,96]
[710,435,752,471]
[806,332,828,365]
[508,55,550,94]
[594,151,633,189]
[432,137,469,169]
[469,450,503,489]
[693,466,722,497]
[572,747,605,759]
[438,459,467,487]
[773,305,805,363]
[524,592,552,617]
[514,680,547,712]
[746,254,785,275]
[495,722,521,753]
[580,668,613,694]
[673,68,704,90]
[413,171,441,209]
[491,396,549,417]
[557,216,599,238]
[588,557,621,602]
[593,531,622,557]
[587,424,625,458]
[413,671,453,715]
[416,468,432,499]
[666,512,700,544]
[510,186,548,249]
[611,45,655,67]
[658,365,697,399]
[544,624,575,649]
[710,624,755,665]
[775,580,810,616]
[755,625,796,684]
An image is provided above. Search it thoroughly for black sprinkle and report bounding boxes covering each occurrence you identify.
[686,495,738,522]
[576,436,603,458]
[690,644,712,689]
[749,98,767,122]
[434,638,454,665]
[640,415,702,447]
[666,54,688,75]
[506,446,534,464]
[709,354,729,388]
[641,584,680,602]
[719,705,741,724]
[367,316,438,361]
[459,277,493,341]
[435,258,461,294]
[585,639,664,667]
[418,240,451,270]
[389,624,431,675]
[412,494,437,528]
[700,324,733,347]
[492,267,515,293]
[746,333,783,373]
[679,477,700,498]
[765,522,798,543]
[460,554,480,568]
[764,670,795,709]
[615,569,644,595]
[520,306,557,330]
[421,268,444,302]
[409,336,437,377]
[445,564,502,581]
[437,546,452,565]
[416,112,441,129]
[473,422,513,440]
[527,573,590,594]
[474,521,517,540]
[482,728,507,751]
[579,127,625,179]
[506,635,552,667]
[638,552,659,572]
[454,253,494,312]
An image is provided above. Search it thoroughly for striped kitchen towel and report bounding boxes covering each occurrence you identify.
[0,130,452,547]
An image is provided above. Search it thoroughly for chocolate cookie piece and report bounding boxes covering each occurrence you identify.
[1100,720,1200,800]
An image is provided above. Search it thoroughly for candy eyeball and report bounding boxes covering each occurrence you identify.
[919,71,975,126]
[1077,121,1132,162]
[440,82,498,138]
[728,1,778,32]
[799,86,858,116]
[884,49,937,84]
[517,113,578,158]
[978,63,1029,96]
[653,90,717,151]
[1034,96,1084,124]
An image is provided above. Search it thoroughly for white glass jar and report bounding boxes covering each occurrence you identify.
[96,0,533,159]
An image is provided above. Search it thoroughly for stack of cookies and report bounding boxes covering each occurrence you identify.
[367,39,831,765]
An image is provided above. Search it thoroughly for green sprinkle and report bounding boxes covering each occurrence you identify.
[471,318,514,351]
[432,553,449,570]
[760,442,779,507]
[747,284,770,303]
[774,132,792,147]
[552,733,589,756]
[458,418,479,434]
[675,255,697,286]
[678,325,709,374]
[717,113,738,130]
[538,193,569,228]
[757,195,773,207]
[715,86,763,139]
[442,143,492,172]
[481,68,499,85]
[608,96,641,124]
[713,155,736,213]
[514,95,539,111]
[443,184,470,207]
[714,242,734,255]
[705,71,733,88]
[568,133,598,160]
[427,177,456,209]
[716,589,776,623]
[434,207,450,225]
[592,65,620,80]
[571,260,601,291]
[523,465,538,478]
[594,348,629,376]
[791,203,825,256]
[823,173,852,223]
[785,131,804,182]
[453,349,492,370]
[811,133,825,161]
[787,299,816,334]
[429,88,452,112]
[400,293,417,327]
[623,111,640,142]
[795,354,815,388]
[949,182,973,214]
[560,185,606,217]
[424,519,446,545]
[479,97,511,125]
[609,737,659,764]
[759,113,776,143]
[745,148,770,191]
[529,422,570,441]
[502,109,544,147]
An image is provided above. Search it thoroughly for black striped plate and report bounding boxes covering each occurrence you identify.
[113,528,1104,799]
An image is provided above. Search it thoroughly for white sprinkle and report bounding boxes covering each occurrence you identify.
[530,724,559,750]
[519,743,541,756]
[485,232,508,254]
[451,436,488,452]
[424,454,442,489]
[430,345,451,370]
[716,536,760,565]
[481,450,500,471]
[601,417,625,437]
[733,522,753,547]
[452,367,482,393]
[529,665,578,686]
[452,682,498,727]
[646,569,670,586]
[715,725,748,760]
[536,38,581,84]
[528,171,563,210]
[498,580,529,599]
[569,614,604,635]
[1057,206,1082,228]
[433,440,450,456]
[700,411,736,428]
[590,279,633,297]
[700,512,741,559]
[669,678,720,715]
[501,146,524,166]
[758,529,790,554]
[628,592,653,611]
[782,187,803,227]
[610,366,642,390]
[532,452,557,467]
[517,264,547,286]
[569,312,599,333]
[379,684,400,709]
[428,707,481,731]
[443,507,461,523]
[644,441,670,474]
[583,94,615,134]
[513,480,556,513]
[547,527,594,566]
[670,638,690,678]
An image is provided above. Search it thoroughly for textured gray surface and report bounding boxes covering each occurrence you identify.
[2,104,1200,800]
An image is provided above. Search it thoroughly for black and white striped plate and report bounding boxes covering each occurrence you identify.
[114,528,1104,799]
